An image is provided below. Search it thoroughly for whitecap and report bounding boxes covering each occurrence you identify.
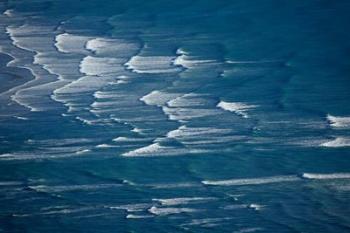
[202,175,300,186]
[152,197,216,206]
[29,183,121,193]
[148,182,201,189]
[121,143,204,157]
[167,93,210,108]
[75,149,91,154]
[140,90,182,107]
[301,173,350,180]
[109,203,150,212]
[94,91,127,99]
[217,101,257,118]
[174,48,215,69]
[320,137,350,147]
[54,75,116,95]
[3,9,14,17]
[86,38,139,57]
[148,206,199,216]
[80,56,124,76]
[247,204,265,211]
[125,55,181,74]
[327,114,350,129]
[95,144,117,148]
[131,127,144,134]
[13,116,28,120]
[126,214,153,219]
[55,33,92,54]
[166,125,232,138]
[162,106,219,121]
[112,137,149,142]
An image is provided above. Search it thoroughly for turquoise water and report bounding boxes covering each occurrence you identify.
[1,0,350,232]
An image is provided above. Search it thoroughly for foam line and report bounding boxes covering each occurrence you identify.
[301,173,350,180]
[202,175,300,186]
[148,206,199,216]
[152,197,216,206]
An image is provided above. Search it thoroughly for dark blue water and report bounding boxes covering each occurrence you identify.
[1,0,350,232]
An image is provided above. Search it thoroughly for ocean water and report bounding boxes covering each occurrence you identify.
[1,0,350,232]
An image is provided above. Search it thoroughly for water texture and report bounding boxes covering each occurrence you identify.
[0,0,350,232]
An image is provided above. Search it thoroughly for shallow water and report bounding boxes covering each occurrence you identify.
[1,0,350,232]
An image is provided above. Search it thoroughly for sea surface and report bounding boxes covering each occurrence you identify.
[1,0,350,232]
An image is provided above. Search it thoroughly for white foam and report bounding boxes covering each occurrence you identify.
[94,91,125,99]
[131,127,144,134]
[86,38,139,57]
[26,138,95,146]
[301,173,350,180]
[126,214,153,219]
[148,206,199,216]
[153,197,216,206]
[96,144,117,148]
[33,53,82,81]
[75,116,95,125]
[248,204,265,211]
[0,153,18,160]
[0,151,88,161]
[162,106,219,121]
[148,182,201,189]
[3,9,14,17]
[112,137,149,142]
[55,33,92,54]
[125,55,181,74]
[80,56,124,76]
[202,175,300,186]
[6,25,56,52]
[115,80,128,85]
[54,75,115,95]
[121,143,204,157]
[174,48,215,69]
[75,149,91,154]
[167,93,210,108]
[166,125,241,146]
[29,183,121,193]
[109,203,150,212]
[320,137,350,147]
[217,101,257,118]
[122,143,160,156]
[140,90,181,107]
[13,116,29,120]
[327,114,350,129]
[166,125,232,138]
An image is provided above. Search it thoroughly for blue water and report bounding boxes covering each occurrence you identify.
[1,0,350,232]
